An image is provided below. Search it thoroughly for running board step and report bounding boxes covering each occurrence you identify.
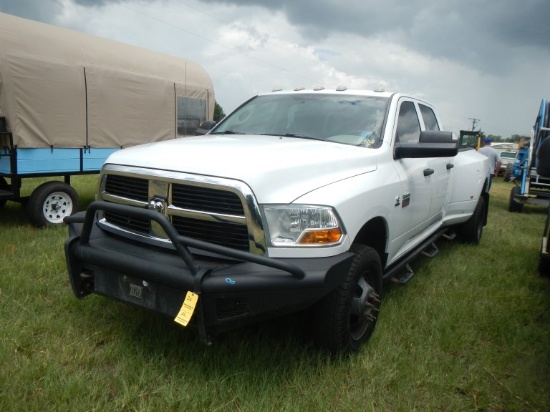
[391,264,415,285]
[442,230,456,240]
[421,242,439,258]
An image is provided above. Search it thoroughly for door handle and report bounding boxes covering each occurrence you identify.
[424,168,434,176]
[446,163,454,170]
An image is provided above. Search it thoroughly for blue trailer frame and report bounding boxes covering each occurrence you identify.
[508,99,550,212]
[0,12,215,226]
[0,123,119,225]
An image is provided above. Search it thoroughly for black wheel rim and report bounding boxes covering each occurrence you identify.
[349,271,379,341]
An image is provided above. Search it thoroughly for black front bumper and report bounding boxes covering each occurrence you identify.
[64,201,353,344]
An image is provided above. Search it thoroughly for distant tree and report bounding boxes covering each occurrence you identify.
[214,102,226,121]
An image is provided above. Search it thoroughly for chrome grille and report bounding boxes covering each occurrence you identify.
[172,216,249,251]
[104,175,148,202]
[99,169,265,255]
[172,184,244,215]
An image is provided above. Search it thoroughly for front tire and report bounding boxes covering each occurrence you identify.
[27,181,79,227]
[313,244,383,353]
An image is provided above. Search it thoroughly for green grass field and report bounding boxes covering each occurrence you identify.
[1,177,549,411]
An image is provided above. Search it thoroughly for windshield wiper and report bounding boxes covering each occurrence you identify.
[283,133,324,141]
[212,129,243,135]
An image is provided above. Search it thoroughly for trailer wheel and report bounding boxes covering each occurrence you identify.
[456,196,486,244]
[508,186,524,213]
[27,181,79,227]
[0,177,8,209]
[312,244,382,353]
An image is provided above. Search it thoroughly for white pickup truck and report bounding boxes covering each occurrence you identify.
[64,88,490,353]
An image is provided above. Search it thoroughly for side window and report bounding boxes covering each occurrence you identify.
[396,101,421,143]
[419,104,440,131]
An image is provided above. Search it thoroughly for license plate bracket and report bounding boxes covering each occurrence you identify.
[120,274,157,309]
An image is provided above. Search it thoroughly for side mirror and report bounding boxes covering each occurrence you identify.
[419,130,456,144]
[395,131,458,159]
[195,120,217,135]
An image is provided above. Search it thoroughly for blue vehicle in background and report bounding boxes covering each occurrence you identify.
[508,99,550,213]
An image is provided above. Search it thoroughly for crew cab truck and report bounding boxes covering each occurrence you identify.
[64,89,490,353]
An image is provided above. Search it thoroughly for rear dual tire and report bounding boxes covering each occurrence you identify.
[456,196,486,244]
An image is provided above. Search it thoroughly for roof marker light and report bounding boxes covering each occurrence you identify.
[294,86,305,91]
[336,86,347,91]
[313,86,325,91]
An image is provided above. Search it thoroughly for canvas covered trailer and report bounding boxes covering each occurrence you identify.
[0,12,215,226]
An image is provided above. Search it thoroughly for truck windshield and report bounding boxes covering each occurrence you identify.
[211,93,389,148]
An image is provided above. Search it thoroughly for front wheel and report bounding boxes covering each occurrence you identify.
[312,244,383,353]
[27,181,79,227]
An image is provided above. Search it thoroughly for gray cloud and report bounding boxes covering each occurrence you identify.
[198,0,550,73]
[73,0,122,7]
[198,0,280,10]
[6,0,548,73]
[0,0,63,22]
[0,0,124,23]
[0,0,548,136]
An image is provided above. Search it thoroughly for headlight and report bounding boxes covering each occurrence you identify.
[262,205,344,247]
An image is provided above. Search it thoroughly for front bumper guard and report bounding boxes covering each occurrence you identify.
[64,201,352,344]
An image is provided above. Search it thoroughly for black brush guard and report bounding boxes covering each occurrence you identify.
[64,201,353,344]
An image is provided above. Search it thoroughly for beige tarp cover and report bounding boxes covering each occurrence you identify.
[0,12,214,148]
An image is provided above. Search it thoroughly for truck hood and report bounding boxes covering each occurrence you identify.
[105,135,379,203]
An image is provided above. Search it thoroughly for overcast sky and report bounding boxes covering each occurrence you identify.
[1,0,550,137]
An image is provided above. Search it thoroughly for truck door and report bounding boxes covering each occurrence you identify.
[392,100,432,244]
[418,103,453,222]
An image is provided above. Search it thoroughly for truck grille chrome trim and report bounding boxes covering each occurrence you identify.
[97,165,267,255]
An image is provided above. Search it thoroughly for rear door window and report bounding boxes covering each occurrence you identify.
[419,104,440,131]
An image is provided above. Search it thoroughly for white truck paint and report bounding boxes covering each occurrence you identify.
[65,89,490,353]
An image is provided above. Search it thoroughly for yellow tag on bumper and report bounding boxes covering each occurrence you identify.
[174,291,199,327]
